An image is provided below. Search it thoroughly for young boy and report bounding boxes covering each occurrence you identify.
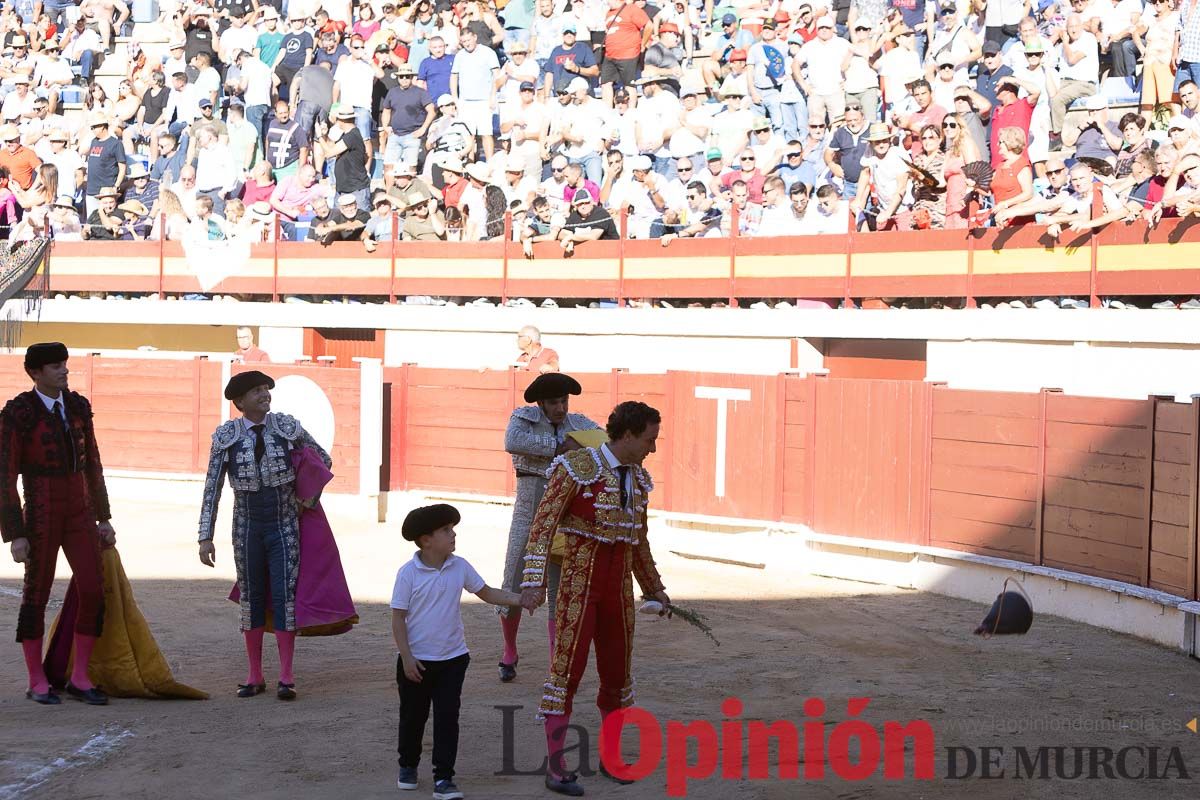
[392,504,534,799]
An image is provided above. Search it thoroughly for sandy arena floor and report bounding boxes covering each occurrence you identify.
[2,488,1199,800]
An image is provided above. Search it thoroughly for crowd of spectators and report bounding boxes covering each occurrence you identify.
[0,0,1198,248]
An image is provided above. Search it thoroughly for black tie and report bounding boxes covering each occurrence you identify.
[251,423,266,463]
[616,465,629,511]
[53,401,77,470]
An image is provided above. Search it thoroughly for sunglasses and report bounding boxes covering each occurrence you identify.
[1047,168,1066,175]
[942,122,958,128]
[810,124,826,129]
[939,63,954,69]
[552,167,565,172]
[740,156,756,161]
[677,165,693,172]
[787,152,803,158]
[845,104,862,111]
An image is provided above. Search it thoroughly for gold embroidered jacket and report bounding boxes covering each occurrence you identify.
[521,447,664,596]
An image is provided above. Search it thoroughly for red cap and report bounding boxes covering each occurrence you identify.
[729,48,748,61]
[659,22,680,34]
[774,10,790,21]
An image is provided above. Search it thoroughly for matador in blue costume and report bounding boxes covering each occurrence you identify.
[197,371,330,701]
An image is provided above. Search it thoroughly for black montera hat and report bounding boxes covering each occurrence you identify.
[24,342,68,370]
[524,373,582,403]
[224,370,275,400]
[974,590,1033,636]
[402,503,461,541]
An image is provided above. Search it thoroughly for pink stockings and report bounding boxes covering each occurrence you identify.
[244,627,296,685]
[23,634,100,693]
[500,611,520,666]
[22,638,48,694]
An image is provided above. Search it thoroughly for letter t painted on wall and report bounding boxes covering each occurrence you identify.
[694,386,751,498]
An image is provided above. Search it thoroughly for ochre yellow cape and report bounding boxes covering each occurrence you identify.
[46,548,208,700]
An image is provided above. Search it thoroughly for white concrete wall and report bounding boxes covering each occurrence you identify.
[258,326,306,363]
[927,340,1200,402]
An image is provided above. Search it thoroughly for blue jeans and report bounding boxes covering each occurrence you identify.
[44,0,72,27]
[574,151,602,184]
[753,86,783,133]
[779,97,808,143]
[652,154,677,182]
[245,104,270,145]
[1175,60,1200,91]
[841,180,858,201]
[384,132,421,166]
[74,51,96,82]
[352,106,374,146]
[295,100,321,141]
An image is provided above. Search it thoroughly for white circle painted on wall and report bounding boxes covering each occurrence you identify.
[270,374,336,452]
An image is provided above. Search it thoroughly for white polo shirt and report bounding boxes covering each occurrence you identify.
[390,551,485,661]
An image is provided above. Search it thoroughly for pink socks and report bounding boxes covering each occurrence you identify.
[500,611,521,665]
[275,630,296,685]
[544,713,572,779]
[244,627,265,685]
[70,634,98,690]
[22,638,49,694]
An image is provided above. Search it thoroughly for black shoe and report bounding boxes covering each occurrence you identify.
[599,763,635,785]
[277,681,297,700]
[236,683,266,698]
[25,688,61,705]
[65,683,108,705]
[544,772,584,796]
[498,661,516,683]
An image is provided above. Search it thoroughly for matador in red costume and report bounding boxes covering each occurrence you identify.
[2,342,115,705]
[521,401,670,797]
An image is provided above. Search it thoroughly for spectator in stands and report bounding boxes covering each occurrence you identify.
[515,325,560,372]
[1113,113,1155,179]
[990,126,1035,226]
[807,183,850,233]
[83,185,122,240]
[332,34,379,167]
[387,161,441,205]
[521,194,563,255]
[400,193,447,241]
[1137,144,1179,225]
[852,122,911,231]
[826,101,869,199]
[417,34,454,101]
[1168,114,1200,156]
[194,124,238,215]
[544,23,597,96]
[1162,152,1200,216]
[362,192,396,252]
[379,61,434,174]
[234,47,274,139]
[1044,162,1127,236]
[559,188,617,252]
[1098,0,1140,79]
[928,3,981,89]
[975,40,1013,108]
[757,175,802,234]
[312,192,369,244]
[793,16,851,127]
[84,112,125,214]
[0,123,39,190]
[43,129,83,199]
[1049,15,1099,141]
[150,131,187,184]
[276,9,315,102]
[316,106,371,210]
[896,79,947,156]
[449,26,498,159]
[995,155,1072,225]
[941,110,982,228]
[424,95,476,180]
[1179,80,1200,128]
[722,148,767,203]
[122,163,159,223]
[600,0,651,105]
[844,21,881,123]
[290,58,336,140]
[987,75,1039,167]
[49,195,82,240]
[1063,95,1122,166]
[63,18,104,83]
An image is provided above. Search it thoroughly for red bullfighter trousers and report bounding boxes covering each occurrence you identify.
[540,537,635,720]
[16,473,103,642]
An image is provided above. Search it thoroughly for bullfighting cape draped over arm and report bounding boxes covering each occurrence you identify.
[521,447,665,596]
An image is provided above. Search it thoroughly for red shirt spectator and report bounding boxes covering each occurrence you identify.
[989,82,1035,167]
[604,1,651,61]
[721,151,768,203]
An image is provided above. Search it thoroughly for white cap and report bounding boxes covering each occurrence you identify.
[816,15,835,27]
[628,155,653,171]
[1168,114,1191,131]
[567,76,589,94]
[337,193,358,205]
[436,94,456,108]
[1083,94,1108,111]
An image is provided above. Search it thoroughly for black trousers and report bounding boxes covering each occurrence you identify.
[397,652,470,781]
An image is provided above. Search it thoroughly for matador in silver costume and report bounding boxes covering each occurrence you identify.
[496,372,599,684]
[197,371,330,701]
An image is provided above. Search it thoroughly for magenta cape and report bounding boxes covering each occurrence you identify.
[229,447,359,636]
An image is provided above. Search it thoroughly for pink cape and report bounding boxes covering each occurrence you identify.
[228,447,359,636]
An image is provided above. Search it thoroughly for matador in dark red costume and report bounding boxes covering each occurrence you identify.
[521,401,670,797]
[2,342,115,705]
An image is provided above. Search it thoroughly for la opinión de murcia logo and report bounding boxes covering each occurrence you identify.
[496,699,1193,796]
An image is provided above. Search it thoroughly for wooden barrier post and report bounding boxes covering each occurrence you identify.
[1088,191,1102,308]
[1034,388,1063,566]
[271,214,280,302]
[773,373,787,522]
[1191,396,1200,600]
[805,373,824,527]
[728,205,739,307]
[396,363,413,491]
[191,356,206,471]
[965,200,977,309]
[158,212,166,299]
[843,210,854,308]
[922,382,947,547]
[618,208,627,308]
[389,213,398,304]
[661,370,675,513]
[501,212,511,304]
[1143,396,1171,588]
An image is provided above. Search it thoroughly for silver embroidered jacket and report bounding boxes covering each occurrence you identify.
[197,412,331,542]
[505,406,600,476]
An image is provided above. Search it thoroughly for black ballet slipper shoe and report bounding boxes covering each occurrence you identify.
[498,661,517,683]
[277,682,297,700]
[236,683,266,698]
[65,683,109,705]
[599,763,635,785]
[545,772,585,796]
[26,688,62,705]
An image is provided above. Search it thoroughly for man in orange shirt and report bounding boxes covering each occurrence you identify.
[515,326,560,373]
[235,327,271,363]
[600,0,651,105]
[0,124,40,190]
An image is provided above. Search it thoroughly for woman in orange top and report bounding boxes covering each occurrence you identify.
[988,126,1034,227]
